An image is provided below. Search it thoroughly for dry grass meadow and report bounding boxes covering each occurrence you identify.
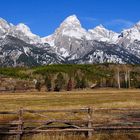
[0,89,140,140]
[0,89,140,111]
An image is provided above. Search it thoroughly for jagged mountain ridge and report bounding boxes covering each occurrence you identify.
[0,18,41,44]
[0,15,140,66]
[0,35,64,67]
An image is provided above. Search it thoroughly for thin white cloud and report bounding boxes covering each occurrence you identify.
[105,19,134,29]
[79,17,135,32]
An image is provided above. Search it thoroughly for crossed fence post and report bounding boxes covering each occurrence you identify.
[16,108,24,140]
[87,107,93,138]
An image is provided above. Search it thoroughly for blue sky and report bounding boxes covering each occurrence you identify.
[0,0,140,37]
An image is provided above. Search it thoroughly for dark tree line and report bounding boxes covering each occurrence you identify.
[1,64,140,92]
[42,73,87,92]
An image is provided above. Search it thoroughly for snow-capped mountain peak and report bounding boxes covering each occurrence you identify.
[94,24,105,29]
[42,15,92,58]
[88,25,119,43]
[119,21,140,46]
[56,14,89,40]
[42,15,91,48]
[14,23,42,44]
[61,15,81,28]
[16,23,32,34]
[0,18,10,27]
[0,18,11,36]
[89,24,108,35]
[0,18,42,44]
[8,23,42,44]
[1,15,140,66]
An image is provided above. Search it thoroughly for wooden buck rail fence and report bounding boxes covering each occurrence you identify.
[0,108,140,140]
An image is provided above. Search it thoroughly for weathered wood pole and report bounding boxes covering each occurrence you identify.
[87,108,93,138]
[16,108,23,140]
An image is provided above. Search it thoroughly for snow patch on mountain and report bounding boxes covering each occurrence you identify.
[0,18,42,44]
[9,23,42,44]
[88,25,119,43]
[0,18,11,36]
[42,35,55,46]
[118,21,140,46]
[59,48,69,57]
[0,16,140,65]
[42,15,92,45]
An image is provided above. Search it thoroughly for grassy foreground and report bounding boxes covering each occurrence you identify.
[0,89,140,111]
[1,89,140,140]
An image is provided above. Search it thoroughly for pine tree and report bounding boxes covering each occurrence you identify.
[54,73,65,92]
[80,77,87,89]
[45,74,52,91]
[67,78,72,91]
[75,75,81,89]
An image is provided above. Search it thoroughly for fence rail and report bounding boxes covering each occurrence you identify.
[0,108,140,140]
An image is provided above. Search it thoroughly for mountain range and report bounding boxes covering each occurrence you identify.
[0,15,140,67]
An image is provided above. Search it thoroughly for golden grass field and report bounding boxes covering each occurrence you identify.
[0,89,140,111]
[1,89,140,140]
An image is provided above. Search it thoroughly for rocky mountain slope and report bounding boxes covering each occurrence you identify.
[0,35,63,67]
[0,15,140,66]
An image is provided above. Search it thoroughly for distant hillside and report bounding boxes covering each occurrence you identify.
[0,64,140,92]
